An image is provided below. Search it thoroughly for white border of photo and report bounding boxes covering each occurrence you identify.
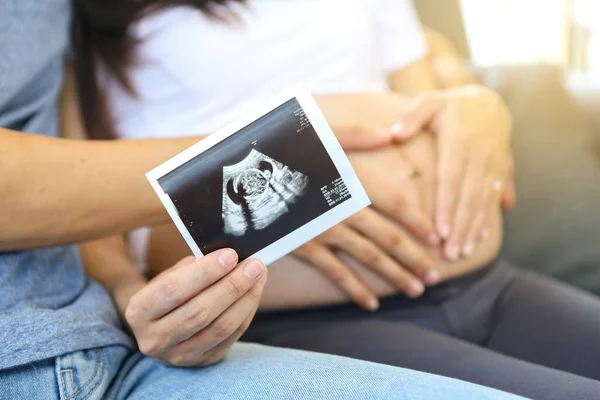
[146,87,370,266]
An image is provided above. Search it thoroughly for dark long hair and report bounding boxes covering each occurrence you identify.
[72,0,243,139]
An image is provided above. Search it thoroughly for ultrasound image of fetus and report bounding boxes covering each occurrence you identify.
[222,149,309,236]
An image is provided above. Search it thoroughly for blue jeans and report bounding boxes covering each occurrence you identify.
[0,343,522,399]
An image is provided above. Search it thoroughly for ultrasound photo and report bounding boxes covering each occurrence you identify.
[147,91,370,265]
[222,149,309,236]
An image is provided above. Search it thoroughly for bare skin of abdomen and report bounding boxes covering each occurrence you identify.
[147,92,502,310]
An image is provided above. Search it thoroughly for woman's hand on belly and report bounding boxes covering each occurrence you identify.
[392,86,515,260]
[349,135,503,279]
[294,206,439,311]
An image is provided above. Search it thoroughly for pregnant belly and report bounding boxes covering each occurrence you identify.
[147,208,502,311]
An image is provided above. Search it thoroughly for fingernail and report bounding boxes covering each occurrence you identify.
[424,269,440,285]
[243,260,264,279]
[481,227,490,240]
[407,281,425,298]
[462,241,475,257]
[428,232,440,246]
[366,298,380,311]
[439,223,451,239]
[218,249,238,269]
[391,122,405,134]
[445,244,460,261]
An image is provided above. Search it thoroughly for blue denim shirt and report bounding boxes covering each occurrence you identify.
[0,0,133,369]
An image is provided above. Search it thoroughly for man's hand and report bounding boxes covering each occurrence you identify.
[394,85,515,260]
[123,249,266,367]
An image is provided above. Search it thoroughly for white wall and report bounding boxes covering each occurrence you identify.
[461,0,569,67]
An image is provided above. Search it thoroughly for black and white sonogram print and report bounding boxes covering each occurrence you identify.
[222,149,309,236]
[157,98,352,261]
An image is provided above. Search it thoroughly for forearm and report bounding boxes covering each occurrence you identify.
[2,90,397,251]
[423,27,476,89]
[0,128,200,251]
[314,92,410,128]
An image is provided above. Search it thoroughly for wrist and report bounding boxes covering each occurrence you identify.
[111,275,147,320]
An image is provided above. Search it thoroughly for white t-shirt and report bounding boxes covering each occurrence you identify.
[105,0,427,138]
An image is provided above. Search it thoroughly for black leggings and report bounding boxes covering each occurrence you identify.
[243,261,600,399]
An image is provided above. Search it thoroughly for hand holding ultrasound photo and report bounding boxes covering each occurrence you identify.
[147,90,370,265]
